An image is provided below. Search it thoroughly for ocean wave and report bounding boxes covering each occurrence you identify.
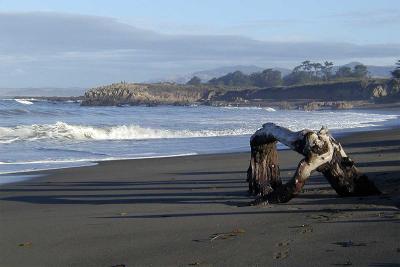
[15,99,34,105]
[0,137,20,144]
[0,108,29,116]
[0,122,253,143]
[37,147,109,155]
[221,106,276,111]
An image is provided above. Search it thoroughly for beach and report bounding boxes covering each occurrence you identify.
[1,128,399,267]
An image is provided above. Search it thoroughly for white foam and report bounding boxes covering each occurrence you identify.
[0,122,253,143]
[15,99,34,105]
[0,137,20,144]
[221,106,276,112]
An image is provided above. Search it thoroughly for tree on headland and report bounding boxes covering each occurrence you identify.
[208,71,251,86]
[283,70,311,85]
[352,64,368,78]
[187,76,202,85]
[250,69,282,87]
[391,60,400,79]
[335,66,352,78]
[321,61,334,81]
[207,69,283,87]
[202,60,375,88]
[310,62,323,79]
[284,60,322,85]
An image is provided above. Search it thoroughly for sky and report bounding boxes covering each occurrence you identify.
[0,0,399,88]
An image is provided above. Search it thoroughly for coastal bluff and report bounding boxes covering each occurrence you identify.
[81,83,219,106]
[81,79,400,109]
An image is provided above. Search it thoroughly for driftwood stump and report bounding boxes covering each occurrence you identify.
[247,123,380,204]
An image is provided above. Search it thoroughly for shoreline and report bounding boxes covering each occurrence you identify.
[1,126,399,266]
[1,121,399,180]
[4,95,400,110]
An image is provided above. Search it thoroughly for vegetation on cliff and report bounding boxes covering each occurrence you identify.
[203,61,372,87]
[391,60,400,79]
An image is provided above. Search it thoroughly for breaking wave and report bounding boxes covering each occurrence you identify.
[0,122,253,143]
[0,108,29,116]
[221,106,276,111]
[15,99,34,105]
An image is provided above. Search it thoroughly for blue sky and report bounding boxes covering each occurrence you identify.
[0,0,399,87]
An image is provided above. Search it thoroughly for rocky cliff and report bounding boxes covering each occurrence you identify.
[82,79,400,108]
[213,79,399,102]
[81,83,221,106]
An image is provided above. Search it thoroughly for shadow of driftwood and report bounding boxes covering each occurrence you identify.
[1,155,398,208]
[0,181,245,193]
[344,139,400,148]
[0,190,250,205]
[356,160,400,168]
[368,263,400,267]
[167,170,246,176]
[1,173,398,209]
[348,148,400,155]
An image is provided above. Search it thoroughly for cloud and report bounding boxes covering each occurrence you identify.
[0,12,399,87]
[329,9,400,26]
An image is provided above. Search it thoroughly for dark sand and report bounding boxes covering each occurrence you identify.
[1,128,399,267]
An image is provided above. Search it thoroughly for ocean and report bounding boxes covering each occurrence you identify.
[0,98,399,176]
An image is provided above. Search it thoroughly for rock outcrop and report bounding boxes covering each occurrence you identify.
[82,79,400,108]
[81,83,219,106]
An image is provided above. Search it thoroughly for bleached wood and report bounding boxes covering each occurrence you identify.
[247,123,380,204]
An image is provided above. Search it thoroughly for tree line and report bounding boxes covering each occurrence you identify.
[392,60,400,79]
[186,60,399,87]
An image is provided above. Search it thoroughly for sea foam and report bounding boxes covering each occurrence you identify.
[0,122,253,143]
[15,99,34,105]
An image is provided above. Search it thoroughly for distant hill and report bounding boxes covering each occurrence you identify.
[0,87,86,97]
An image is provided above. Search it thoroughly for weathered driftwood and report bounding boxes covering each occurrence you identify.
[247,123,380,204]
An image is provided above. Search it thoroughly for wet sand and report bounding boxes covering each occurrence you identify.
[1,128,399,266]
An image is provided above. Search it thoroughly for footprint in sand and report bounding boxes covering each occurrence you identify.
[276,240,290,247]
[188,261,204,266]
[333,240,367,247]
[290,224,314,234]
[18,242,32,248]
[300,224,313,234]
[273,250,289,259]
[273,240,290,259]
